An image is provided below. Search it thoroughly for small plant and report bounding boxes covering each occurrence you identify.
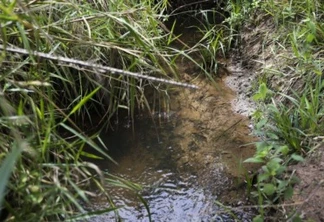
[247,76,323,220]
[193,23,226,76]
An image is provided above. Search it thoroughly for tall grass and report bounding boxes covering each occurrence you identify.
[0,0,195,220]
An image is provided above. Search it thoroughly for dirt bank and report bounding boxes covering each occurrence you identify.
[287,146,324,221]
[226,13,324,221]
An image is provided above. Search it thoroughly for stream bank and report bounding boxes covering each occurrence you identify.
[224,11,324,221]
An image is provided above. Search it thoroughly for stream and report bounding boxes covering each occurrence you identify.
[86,74,256,221]
[91,116,224,221]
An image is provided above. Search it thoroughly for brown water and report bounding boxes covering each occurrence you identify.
[90,117,220,221]
[87,72,257,221]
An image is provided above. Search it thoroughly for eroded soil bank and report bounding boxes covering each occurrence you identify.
[225,14,324,221]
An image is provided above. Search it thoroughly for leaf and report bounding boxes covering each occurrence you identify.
[277,179,288,190]
[306,33,315,43]
[258,173,270,182]
[253,83,268,101]
[267,132,279,140]
[262,165,270,173]
[276,166,286,175]
[253,215,264,222]
[284,186,294,199]
[266,159,281,172]
[291,215,302,222]
[252,93,262,101]
[80,151,104,159]
[275,145,289,155]
[59,123,116,164]
[291,154,304,162]
[252,109,263,120]
[244,157,264,163]
[0,140,23,208]
[272,157,283,163]
[64,86,101,121]
[262,183,276,196]
[256,118,267,130]
[256,142,272,152]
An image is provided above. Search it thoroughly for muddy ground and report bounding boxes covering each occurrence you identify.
[287,147,324,221]
[169,63,257,187]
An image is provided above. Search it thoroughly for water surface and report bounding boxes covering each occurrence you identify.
[88,76,256,221]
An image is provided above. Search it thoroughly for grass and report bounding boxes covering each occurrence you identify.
[0,0,199,221]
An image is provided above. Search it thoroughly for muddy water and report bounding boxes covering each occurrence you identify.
[91,117,222,221]
[88,66,257,221]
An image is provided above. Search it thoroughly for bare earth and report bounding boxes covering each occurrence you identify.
[287,146,324,221]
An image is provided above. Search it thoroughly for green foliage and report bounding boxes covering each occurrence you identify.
[212,0,321,211]
[229,1,324,219]
[252,77,324,154]
[252,83,271,101]
[173,6,229,80]
[193,23,227,78]
[0,131,23,210]
[247,78,322,215]
[253,214,264,222]
[245,140,299,206]
[224,0,261,39]
[0,0,180,221]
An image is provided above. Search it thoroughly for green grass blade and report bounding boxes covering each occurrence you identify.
[64,86,101,121]
[59,122,116,164]
[0,140,23,210]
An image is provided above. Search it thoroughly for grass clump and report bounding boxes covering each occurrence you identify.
[0,0,190,221]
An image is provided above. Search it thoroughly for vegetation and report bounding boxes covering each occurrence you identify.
[1,0,323,221]
[0,0,191,221]
[224,0,324,221]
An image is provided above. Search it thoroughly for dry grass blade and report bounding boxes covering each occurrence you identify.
[0,45,198,89]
